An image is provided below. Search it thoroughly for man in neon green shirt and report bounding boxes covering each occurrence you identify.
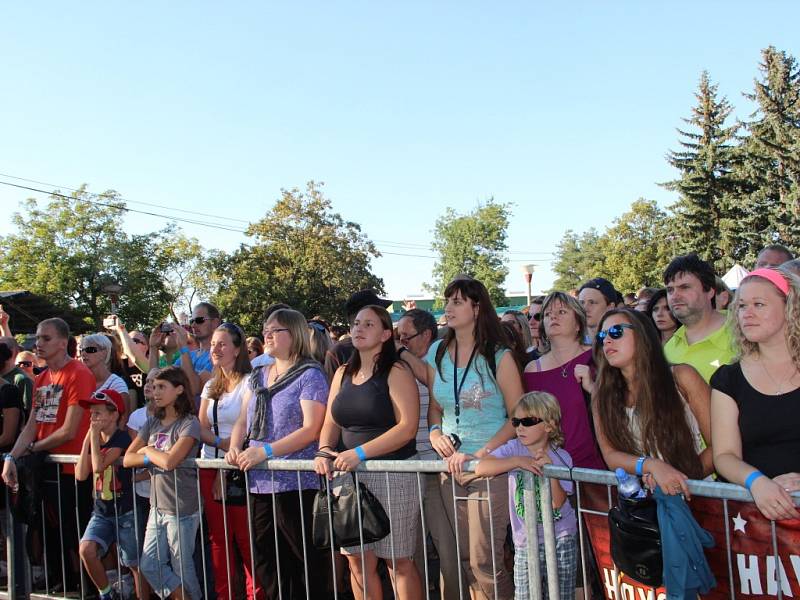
[663,253,736,382]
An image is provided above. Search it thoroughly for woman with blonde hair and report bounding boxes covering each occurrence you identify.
[79,333,131,421]
[524,292,604,470]
[711,267,800,520]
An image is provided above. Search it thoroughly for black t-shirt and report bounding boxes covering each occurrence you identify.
[120,362,146,408]
[710,361,800,478]
[0,381,23,453]
[92,429,134,516]
[331,372,415,460]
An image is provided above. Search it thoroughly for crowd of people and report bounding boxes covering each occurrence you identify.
[0,242,798,600]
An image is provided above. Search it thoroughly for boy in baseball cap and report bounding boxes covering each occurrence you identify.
[76,389,143,600]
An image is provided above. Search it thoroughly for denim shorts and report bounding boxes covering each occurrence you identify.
[81,510,139,567]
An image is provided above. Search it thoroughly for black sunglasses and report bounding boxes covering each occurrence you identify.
[17,361,32,368]
[596,323,635,342]
[80,346,100,354]
[511,416,543,428]
[530,312,542,322]
[189,316,208,325]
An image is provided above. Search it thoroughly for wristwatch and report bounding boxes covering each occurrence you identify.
[398,346,408,357]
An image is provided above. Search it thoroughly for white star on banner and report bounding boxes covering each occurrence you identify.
[733,512,747,533]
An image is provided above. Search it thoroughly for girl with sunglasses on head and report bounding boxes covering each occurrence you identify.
[197,323,262,600]
[524,292,605,471]
[592,309,713,498]
[476,392,577,600]
[711,267,800,521]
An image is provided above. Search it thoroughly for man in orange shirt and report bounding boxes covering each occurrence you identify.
[3,317,95,593]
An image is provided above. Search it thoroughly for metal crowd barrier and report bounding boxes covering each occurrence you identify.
[1,455,798,600]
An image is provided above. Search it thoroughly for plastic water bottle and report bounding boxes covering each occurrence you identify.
[615,468,646,499]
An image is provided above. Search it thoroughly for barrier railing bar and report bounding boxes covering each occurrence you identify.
[296,470,311,600]
[451,475,464,600]
[723,498,735,600]
[538,473,560,600]
[522,471,542,600]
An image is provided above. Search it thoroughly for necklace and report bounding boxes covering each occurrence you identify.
[759,357,798,395]
[551,345,579,378]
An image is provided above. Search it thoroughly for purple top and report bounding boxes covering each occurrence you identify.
[246,366,329,493]
[523,350,605,470]
[492,440,576,547]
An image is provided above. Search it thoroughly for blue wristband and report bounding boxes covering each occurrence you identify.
[744,470,764,491]
[636,456,648,477]
[214,436,222,448]
[143,455,150,467]
[429,424,442,433]
[263,444,274,459]
[354,446,367,461]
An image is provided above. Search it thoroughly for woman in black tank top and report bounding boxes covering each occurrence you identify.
[315,305,422,600]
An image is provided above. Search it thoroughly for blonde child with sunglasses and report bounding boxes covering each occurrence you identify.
[476,391,577,600]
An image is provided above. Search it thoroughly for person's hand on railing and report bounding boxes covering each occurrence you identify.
[225,446,240,466]
[773,472,800,493]
[445,451,474,475]
[751,475,800,521]
[1,459,18,492]
[236,446,269,471]
[333,449,360,472]
[642,458,691,499]
[430,430,457,458]
[314,451,337,479]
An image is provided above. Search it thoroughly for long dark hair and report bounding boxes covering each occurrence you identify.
[501,321,529,372]
[207,322,252,401]
[435,277,511,383]
[645,288,677,332]
[343,305,398,380]
[592,309,702,479]
[153,366,195,419]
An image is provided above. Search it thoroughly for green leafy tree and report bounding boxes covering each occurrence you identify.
[0,186,173,331]
[427,199,511,306]
[551,228,607,292]
[157,229,222,315]
[740,46,800,248]
[602,199,673,292]
[662,71,741,270]
[213,181,384,333]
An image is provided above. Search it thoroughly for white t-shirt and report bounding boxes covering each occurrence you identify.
[127,406,151,498]
[97,373,129,396]
[201,377,249,459]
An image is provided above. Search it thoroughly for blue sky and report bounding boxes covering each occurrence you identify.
[1,2,797,300]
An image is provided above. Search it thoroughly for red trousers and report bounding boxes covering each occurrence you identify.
[199,468,263,599]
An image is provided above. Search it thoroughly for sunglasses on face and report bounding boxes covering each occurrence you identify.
[80,346,100,354]
[398,331,421,344]
[189,316,208,325]
[511,416,543,428]
[530,312,542,322]
[132,338,147,346]
[17,361,32,368]
[596,323,635,342]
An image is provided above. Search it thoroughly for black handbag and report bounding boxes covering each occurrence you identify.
[10,451,47,525]
[312,473,391,550]
[212,398,247,506]
[608,494,663,587]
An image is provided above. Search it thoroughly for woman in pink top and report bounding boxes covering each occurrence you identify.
[523,292,605,470]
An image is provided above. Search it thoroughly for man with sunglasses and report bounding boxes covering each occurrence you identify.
[2,317,96,593]
[170,302,220,398]
[1,336,33,417]
[663,253,735,382]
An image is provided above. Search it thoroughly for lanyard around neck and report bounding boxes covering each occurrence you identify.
[453,340,479,431]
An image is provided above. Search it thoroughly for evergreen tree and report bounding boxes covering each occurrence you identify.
[662,71,741,270]
[741,46,800,249]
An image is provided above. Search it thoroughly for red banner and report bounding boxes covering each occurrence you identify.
[581,483,800,599]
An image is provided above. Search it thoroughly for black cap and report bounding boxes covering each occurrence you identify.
[578,278,619,305]
[345,289,392,317]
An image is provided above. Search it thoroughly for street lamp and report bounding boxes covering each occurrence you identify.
[521,264,535,307]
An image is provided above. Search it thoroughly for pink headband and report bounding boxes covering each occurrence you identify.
[747,268,790,296]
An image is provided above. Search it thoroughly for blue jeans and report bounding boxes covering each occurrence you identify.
[81,510,139,567]
[140,508,201,599]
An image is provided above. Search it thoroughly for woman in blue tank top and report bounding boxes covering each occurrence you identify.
[426,277,524,600]
[315,305,422,600]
